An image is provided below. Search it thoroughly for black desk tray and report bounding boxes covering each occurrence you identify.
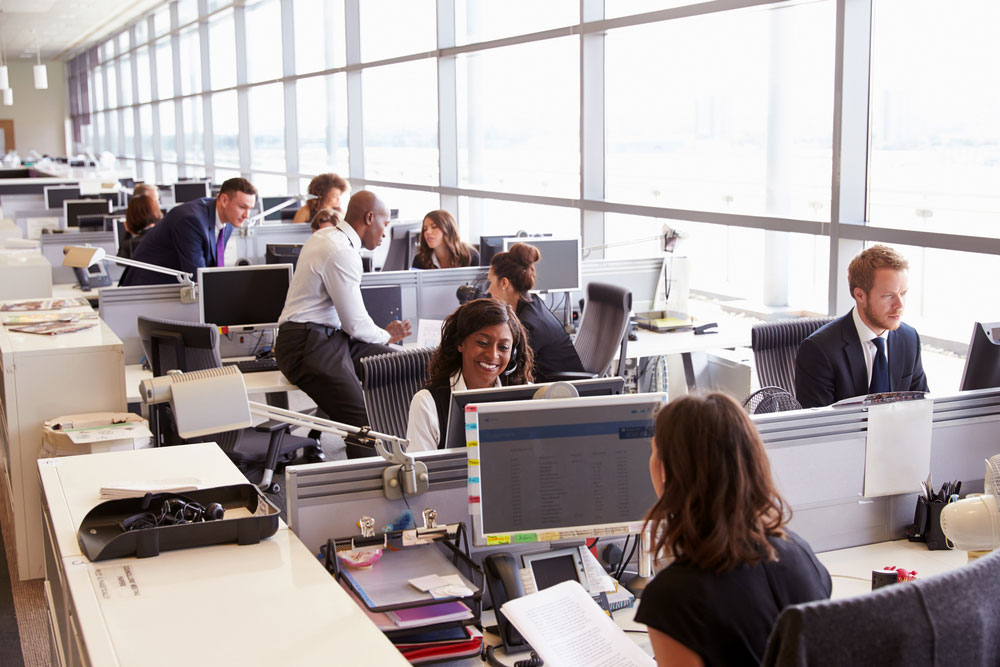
[77,484,281,561]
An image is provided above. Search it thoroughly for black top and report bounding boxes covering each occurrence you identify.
[117,226,151,260]
[635,530,832,667]
[429,384,452,449]
[516,297,584,382]
[411,245,481,270]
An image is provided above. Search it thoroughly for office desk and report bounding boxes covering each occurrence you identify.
[0,251,52,299]
[38,443,409,667]
[628,324,752,398]
[52,282,101,305]
[816,539,969,599]
[0,300,125,579]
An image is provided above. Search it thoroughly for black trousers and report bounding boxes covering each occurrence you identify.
[274,323,395,428]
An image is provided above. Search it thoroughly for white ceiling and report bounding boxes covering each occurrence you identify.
[1,0,163,63]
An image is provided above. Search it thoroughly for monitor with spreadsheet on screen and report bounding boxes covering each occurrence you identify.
[502,237,580,293]
[197,264,293,331]
[64,199,113,228]
[173,180,211,204]
[467,392,666,546]
[44,185,80,210]
[960,321,1000,391]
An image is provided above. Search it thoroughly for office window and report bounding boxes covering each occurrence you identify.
[457,198,580,241]
[245,0,283,83]
[363,61,438,186]
[605,1,704,19]
[117,31,131,54]
[456,37,579,197]
[251,172,287,195]
[155,37,174,100]
[161,163,179,184]
[605,1,835,220]
[106,110,120,155]
[100,42,113,62]
[138,105,154,159]
[153,7,171,38]
[118,55,133,107]
[212,91,240,167]
[215,167,242,183]
[92,66,105,112]
[104,63,117,109]
[121,108,136,157]
[177,0,199,27]
[359,0,435,63]
[294,0,345,74]
[209,10,237,91]
[455,1,577,45]
[375,187,440,223]
[249,83,286,172]
[207,0,229,11]
[869,0,1000,238]
[135,46,152,104]
[296,74,348,176]
[178,27,202,95]
[160,102,177,162]
[182,96,205,165]
[134,20,148,46]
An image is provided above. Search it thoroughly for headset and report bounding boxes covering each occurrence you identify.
[503,346,519,376]
[118,493,225,532]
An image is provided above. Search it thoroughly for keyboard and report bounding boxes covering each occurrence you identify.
[224,357,279,374]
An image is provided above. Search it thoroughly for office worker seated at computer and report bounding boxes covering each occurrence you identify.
[638,392,832,667]
[487,242,584,382]
[118,192,162,260]
[119,177,257,286]
[132,182,160,206]
[275,190,412,428]
[795,244,929,408]
[411,210,480,269]
[310,207,340,232]
[292,172,349,224]
[406,298,534,451]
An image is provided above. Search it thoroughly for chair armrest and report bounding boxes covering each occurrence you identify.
[253,419,291,434]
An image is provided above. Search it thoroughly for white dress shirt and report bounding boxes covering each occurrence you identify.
[852,306,889,388]
[406,371,502,452]
[278,221,390,344]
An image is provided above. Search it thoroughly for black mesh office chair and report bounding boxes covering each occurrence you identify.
[742,386,802,414]
[552,282,632,380]
[137,315,321,493]
[750,317,834,398]
[359,347,436,456]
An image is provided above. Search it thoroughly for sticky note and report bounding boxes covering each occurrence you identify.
[513,533,538,543]
[487,535,511,546]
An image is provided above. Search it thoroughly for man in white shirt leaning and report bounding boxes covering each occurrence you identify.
[275,190,412,431]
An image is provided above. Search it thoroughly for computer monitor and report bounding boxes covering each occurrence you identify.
[381,221,421,271]
[64,199,113,228]
[44,185,81,210]
[360,284,403,328]
[467,392,667,546]
[173,180,211,204]
[502,237,581,293]
[114,217,130,248]
[197,264,293,331]
[444,376,626,450]
[960,321,1000,391]
[261,196,296,222]
[479,235,514,266]
[76,214,107,231]
[265,243,304,269]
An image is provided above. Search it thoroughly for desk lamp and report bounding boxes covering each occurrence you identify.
[61,245,198,302]
[241,193,317,234]
[138,366,429,498]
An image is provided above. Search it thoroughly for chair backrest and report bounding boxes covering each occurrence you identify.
[750,317,833,397]
[573,282,632,377]
[360,347,435,438]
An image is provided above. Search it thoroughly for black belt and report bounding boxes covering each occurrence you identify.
[280,321,342,336]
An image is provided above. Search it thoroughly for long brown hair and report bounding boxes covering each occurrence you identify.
[125,192,162,235]
[415,210,473,268]
[425,298,534,389]
[644,392,789,572]
[490,242,539,296]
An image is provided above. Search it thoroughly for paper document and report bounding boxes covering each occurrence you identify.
[501,581,655,667]
[416,319,443,349]
[864,398,933,497]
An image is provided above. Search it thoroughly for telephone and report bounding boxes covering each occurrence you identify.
[483,552,530,654]
[73,260,113,289]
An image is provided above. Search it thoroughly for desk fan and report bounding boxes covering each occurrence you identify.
[940,454,1000,550]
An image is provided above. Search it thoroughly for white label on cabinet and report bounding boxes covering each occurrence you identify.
[92,564,143,600]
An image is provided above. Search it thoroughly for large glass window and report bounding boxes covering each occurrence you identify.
[455,1,577,45]
[160,102,177,162]
[134,46,152,104]
[119,55,133,106]
[457,37,579,197]
[363,61,438,185]
[209,10,237,90]
[212,90,240,167]
[183,96,205,165]
[177,0,199,27]
[605,1,835,220]
[296,74,348,176]
[869,0,1000,238]
[248,83,286,172]
[104,63,117,109]
[138,105,154,158]
[457,198,580,241]
[178,27,202,95]
[155,37,174,99]
[294,0,345,74]
[359,0,435,62]
[121,108,136,157]
[246,0,283,83]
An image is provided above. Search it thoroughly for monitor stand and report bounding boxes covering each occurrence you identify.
[622,532,654,597]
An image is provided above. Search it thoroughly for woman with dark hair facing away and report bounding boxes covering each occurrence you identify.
[406,298,534,451]
[638,392,831,667]
[292,173,349,223]
[412,210,480,269]
[487,242,584,382]
[118,192,163,259]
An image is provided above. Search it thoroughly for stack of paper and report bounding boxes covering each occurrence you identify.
[386,600,473,629]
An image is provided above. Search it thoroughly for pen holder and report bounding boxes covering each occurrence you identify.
[924,500,950,551]
[905,496,930,542]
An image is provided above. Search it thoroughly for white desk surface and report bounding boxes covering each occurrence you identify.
[52,281,100,301]
[125,363,297,404]
[628,323,752,359]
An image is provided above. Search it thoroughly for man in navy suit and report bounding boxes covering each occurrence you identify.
[119,177,257,286]
[795,245,929,408]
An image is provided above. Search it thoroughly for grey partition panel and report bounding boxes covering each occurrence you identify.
[40,230,122,284]
[100,285,200,364]
[582,257,665,313]
[415,266,485,320]
[234,223,313,265]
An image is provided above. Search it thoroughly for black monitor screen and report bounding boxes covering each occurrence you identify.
[261,196,294,221]
[64,199,113,228]
[265,243,304,269]
[45,185,81,210]
[173,181,211,203]
[197,265,293,330]
[76,214,106,231]
[960,322,1000,391]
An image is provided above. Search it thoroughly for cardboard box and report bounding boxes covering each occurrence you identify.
[42,412,152,457]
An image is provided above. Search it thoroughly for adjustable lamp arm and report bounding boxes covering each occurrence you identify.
[244,193,318,231]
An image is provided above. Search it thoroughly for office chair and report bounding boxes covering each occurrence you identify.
[750,317,833,398]
[742,386,801,414]
[137,315,321,493]
[551,281,632,380]
[359,347,436,454]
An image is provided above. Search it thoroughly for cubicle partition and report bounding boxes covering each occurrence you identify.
[286,389,1000,559]
[99,284,200,364]
[40,230,122,284]
[233,222,313,266]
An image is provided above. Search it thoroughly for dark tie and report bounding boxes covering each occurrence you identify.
[216,229,225,267]
[869,337,890,394]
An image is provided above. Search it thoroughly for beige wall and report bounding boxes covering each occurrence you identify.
[0,61,67,157]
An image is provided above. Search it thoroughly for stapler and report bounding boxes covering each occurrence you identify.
[694,322,718,335]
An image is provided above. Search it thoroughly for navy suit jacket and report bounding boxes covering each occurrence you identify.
[794,311,929,408]
[119,197,231,286]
